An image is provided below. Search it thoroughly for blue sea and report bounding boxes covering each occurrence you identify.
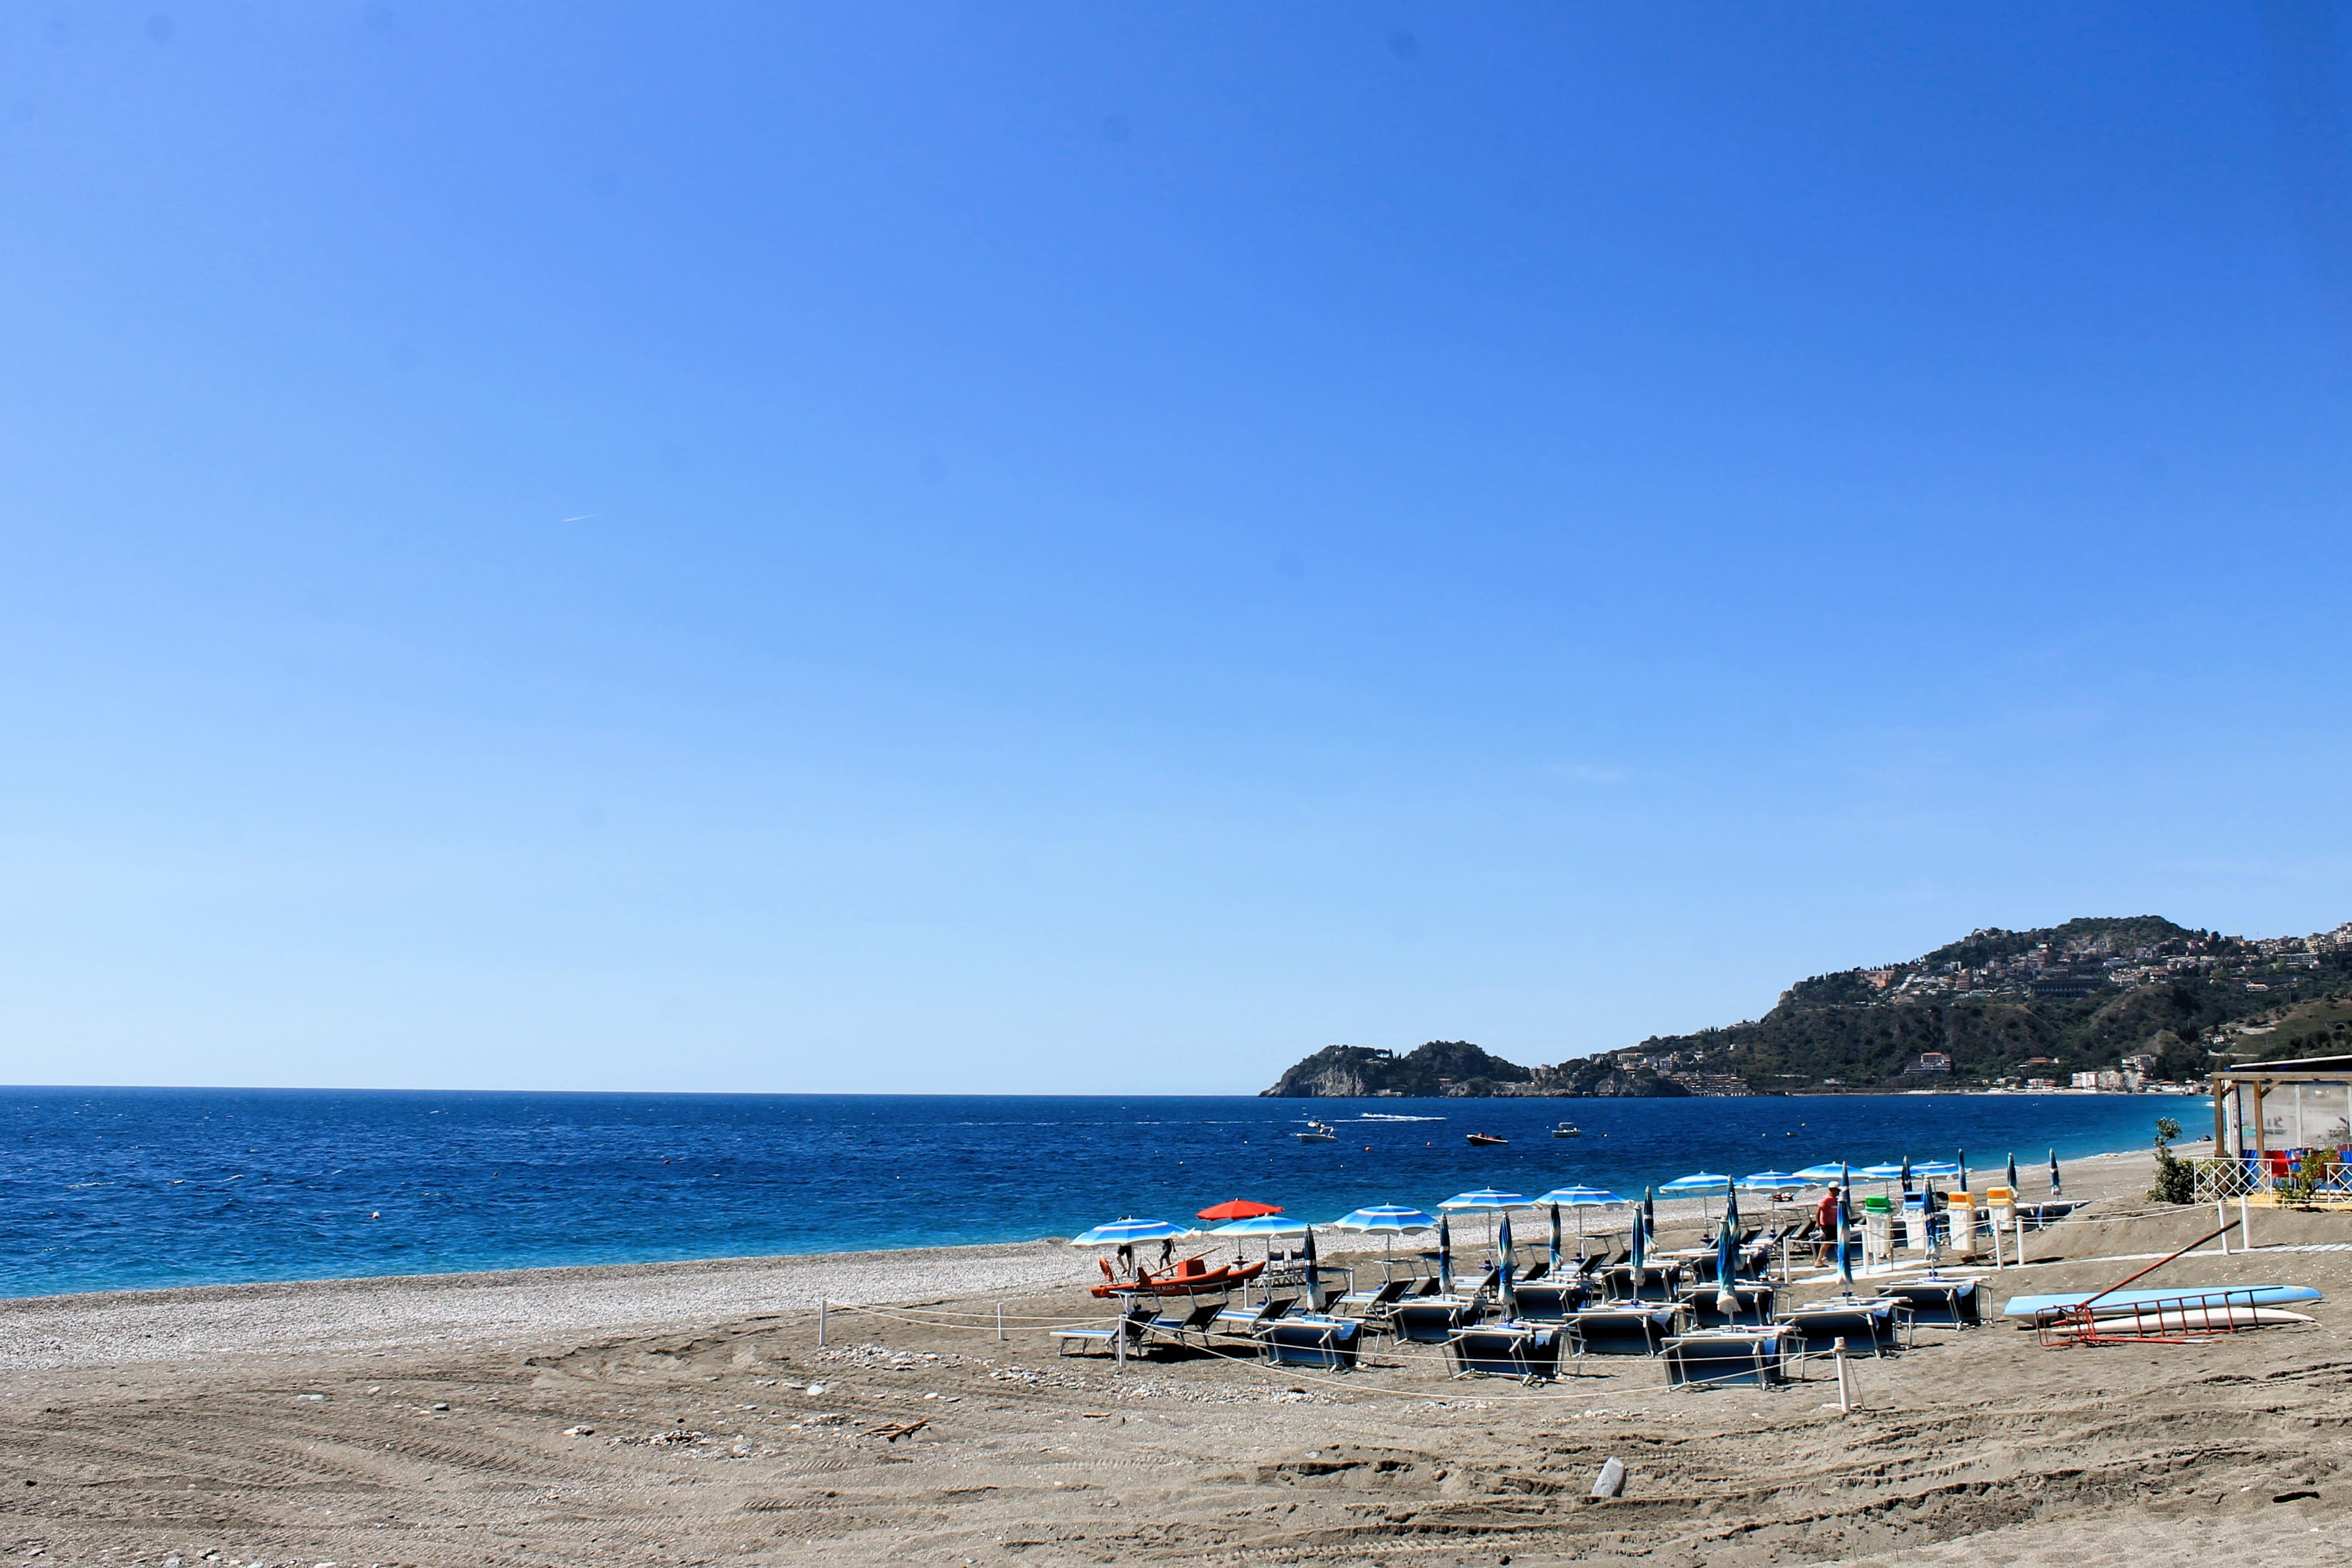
[0,1088,2206,1299]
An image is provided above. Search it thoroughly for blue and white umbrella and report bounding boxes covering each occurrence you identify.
[1330,1205,1435,1278]
[1661,1170,1732,1225]
[1909,1161,1961,1179]
[1793,1162,1850,1183]
[1440,1189,1528,1261]
[1835,1199,1854,1292]
[1209,1214,1309,1238]
[1070,1218,1196,1247]
[1714,1209,1740,1316]
[2049,1148,2062,1196]
[1854,1163,1906,1182]
[1629,1186,1653,1302]
[1535,1186,1626,1256]
[1439,1188,1530,1211]
[1436,1211,1455,1296]
[1738,1170,1809,1193]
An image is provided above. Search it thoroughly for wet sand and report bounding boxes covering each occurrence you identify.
[3,1147,2345,1566]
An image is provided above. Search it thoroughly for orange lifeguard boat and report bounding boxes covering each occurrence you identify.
[1090,1254,1269,1298]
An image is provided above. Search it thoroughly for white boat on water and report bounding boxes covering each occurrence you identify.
[1552,1122,1582,1138]
[1296,1120,1339,1143]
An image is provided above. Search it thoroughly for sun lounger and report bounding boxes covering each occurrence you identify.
[1261,1313,1364,1370]
[1601,1262,1685,1302]
[1212,1295,1297,1338]
[1505,1282,1592,1323]
[1391,1295,1487,1344]
[1563,1304,1683,1356]
[1675,1283,1778,1329]
[1881,1277,1980,1327]
[1332,1277,1412,1320]
[1053,1302,1155,1357]
[1447,1322,1567,1382]
[1146,1301,1227,1347]
[1663,1326,1800,1390]
[1777,1296,1911,1357]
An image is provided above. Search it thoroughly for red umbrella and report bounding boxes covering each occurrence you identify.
[1196,1200,1283,1221]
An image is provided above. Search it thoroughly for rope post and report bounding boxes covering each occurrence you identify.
[996,1303,1006,1343]
[818,1299,827,1349]
[1833,1336,1851,1416]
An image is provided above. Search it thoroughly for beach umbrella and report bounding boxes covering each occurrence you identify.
[1436,1212,1455,1296]
[1069,1218,1195,1247]
[1854,1163,1906,1181]
[1792,1162,1849,1183]
[1957,1148,1968,1191]
[2006,1152,2020,1194]
[1643,1185,1658,1242]
[1835,1200,1854,1293]
[1840,1164,1854,1225]
[1724,1179,1741,1240]
[1208,1214,1307,1237]
[1535,1186,1625,1256]
[1301,1225,1323,1312]
[1630,1186,1653,1303]
[2049,1148,2062,1196]
[1439,1189,1527,1260]
[1197,1200,1282,1222]
[1900,1153,1914,1194]
[1548,1203,1562,1274]
[1714,1210,1740,1317]
[1738,1171,1806,1193]
[1330,1203,1435,1280]
[1497,1212,1518,1318]
[1909,1161,1960,1179]
[1661,1170,1731,1223]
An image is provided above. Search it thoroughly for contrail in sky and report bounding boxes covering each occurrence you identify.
[562,514,598,522]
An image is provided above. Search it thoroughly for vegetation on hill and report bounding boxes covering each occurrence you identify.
[1260,914,2352,1096]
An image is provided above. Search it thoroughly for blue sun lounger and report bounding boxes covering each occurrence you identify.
[1261,1313,1364,1370]
[1391,1295,1486,1344]
[1881,1277,1980,1327]
[1563,1304,1683,1356]
[1777,1296,1911,1357]
[1663,1326,1800,1390]
[1446,1322,1567,1382]
[1506,1282,1594,1323]
[1675,1283,1778,1329]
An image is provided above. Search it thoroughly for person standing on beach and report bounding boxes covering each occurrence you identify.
[1812,1185,1843,1265]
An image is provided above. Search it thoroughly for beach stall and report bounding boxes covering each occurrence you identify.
[2208,1054,2352,1201]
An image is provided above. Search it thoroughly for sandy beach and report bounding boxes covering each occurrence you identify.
[3,1146,2345,1566]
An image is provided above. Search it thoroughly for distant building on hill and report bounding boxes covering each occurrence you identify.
[1902,1052,1952,1076]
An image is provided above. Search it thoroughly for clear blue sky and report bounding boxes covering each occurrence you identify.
[6,5,2351,1093]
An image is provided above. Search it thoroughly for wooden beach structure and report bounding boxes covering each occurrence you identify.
[2203,1053,2352,1202]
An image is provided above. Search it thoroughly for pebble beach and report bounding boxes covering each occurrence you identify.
[4,1146,2347,1566]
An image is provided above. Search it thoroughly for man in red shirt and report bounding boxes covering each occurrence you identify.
[1812,1184,1844,1265]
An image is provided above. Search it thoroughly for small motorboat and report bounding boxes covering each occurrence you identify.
[1466,1132,1508,1147]
[1296,1120,1339,1143]
[1091,1255,1269,1299]
[1552,1123,1582,1138]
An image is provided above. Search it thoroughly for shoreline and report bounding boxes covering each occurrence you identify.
[1,1125,2208,1312]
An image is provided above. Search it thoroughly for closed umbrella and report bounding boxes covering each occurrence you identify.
[1714,1210,1740,1317]
[1957,1148,1968,1191]
[1900,1153,1914,1194]
[1497,1212,1518,1319]
[1301,1225,1323,1312]
[1630,1186,1653,1303]
[1436,1212,1455,1296]
[2049,1148,2062,1196]
[1548,1203,1562,1274]
[2006,1152,2020,1194]
[1835,1199,1854,1293]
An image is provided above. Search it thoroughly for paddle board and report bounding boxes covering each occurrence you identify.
[2000,1284,2321,1318]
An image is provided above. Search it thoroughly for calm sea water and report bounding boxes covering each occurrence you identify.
[0,1087,2205,1298]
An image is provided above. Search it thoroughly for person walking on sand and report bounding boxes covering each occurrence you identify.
[1812,1184,1844,1266]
